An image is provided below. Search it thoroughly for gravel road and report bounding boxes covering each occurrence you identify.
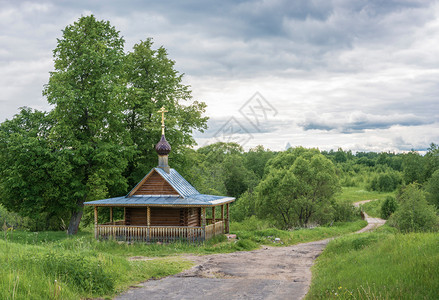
[115,200,385,300]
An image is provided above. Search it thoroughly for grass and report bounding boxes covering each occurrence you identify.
[0,238,192,299]
[232,218,367,246]
[0,219,367,299]
[360,199,384,219]
[306,226,439,299]
[336,186,394,204]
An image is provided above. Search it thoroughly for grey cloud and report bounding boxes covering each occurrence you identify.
[300,111,434,133]
[193,116,291,138]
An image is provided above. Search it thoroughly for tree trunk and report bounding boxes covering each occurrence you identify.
[67,201,84,235]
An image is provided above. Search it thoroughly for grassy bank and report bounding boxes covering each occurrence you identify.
[306,226,439,299]
[232,218,367,246]
[0,238,191,299]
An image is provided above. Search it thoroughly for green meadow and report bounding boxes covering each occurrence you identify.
[306,226,439,299]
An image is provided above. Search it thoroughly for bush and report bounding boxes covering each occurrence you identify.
[425,169,439,209]
[380,196,398,219]
[332,201,361,222]
[388,184,439,232]
[367,171,402,192]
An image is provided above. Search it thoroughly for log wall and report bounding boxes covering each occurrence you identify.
[125,207,200,227]
[133,171,179,195]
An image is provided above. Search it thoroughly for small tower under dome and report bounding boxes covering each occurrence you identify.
[155,106,172,173]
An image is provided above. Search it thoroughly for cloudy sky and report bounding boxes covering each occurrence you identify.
[1,0,438,153]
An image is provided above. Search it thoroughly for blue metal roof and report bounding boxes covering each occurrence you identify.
[84,166,234,207]
[84,194,235,206]
[154,168,199,197]
[126,168,199,198]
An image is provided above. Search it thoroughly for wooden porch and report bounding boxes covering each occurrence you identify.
[96,220,225,243]
[93,205,230,243]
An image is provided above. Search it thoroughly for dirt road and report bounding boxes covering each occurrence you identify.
[115,201,385,300]
[353,200,386,233]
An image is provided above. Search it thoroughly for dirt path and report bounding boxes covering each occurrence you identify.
[115,201,385,300]
[353,200,387,233]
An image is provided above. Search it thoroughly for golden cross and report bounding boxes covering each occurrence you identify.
[158,106,168,135]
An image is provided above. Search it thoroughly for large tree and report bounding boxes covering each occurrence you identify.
[123,39,207,186]
[43,15,132,234]
[1,16,208,233]
[0,108,73,230]
[256,148,341,229]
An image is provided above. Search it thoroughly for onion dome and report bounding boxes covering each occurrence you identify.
[155,135,171,156]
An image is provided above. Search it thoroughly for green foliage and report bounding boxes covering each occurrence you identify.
[307,229,439,299]
[243,145,275,179]
[359,199,383,218]
[0,108,73,230]
[331,201,361,222]
[233,219,367,245]
[402,151,424,184]
[188,142,258,198]
[123,38,207,187]
[256,148,341,229]
[0,205,30,230]
[388,184,439,232]
[0,237,192,299]
[380,196,397,219]
[425,169,439,209]
[230,190,258,222]
[0,15,207,232]
[335,186,394,204]
[367,170,402,192]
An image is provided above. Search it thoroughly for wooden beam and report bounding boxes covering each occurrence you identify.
[109,207,113,223]
[226,203,230,234]
[221,205,225,234]
[212,206,216,223]
[94,206,98,239]
[147,207,151,227]
[201,207,206,227]
[124,207,126,225]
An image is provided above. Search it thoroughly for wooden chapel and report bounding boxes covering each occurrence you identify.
[84,107,234,242]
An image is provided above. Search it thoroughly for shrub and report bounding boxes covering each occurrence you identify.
[425,169,439,209]
[367,171,402,192]
[332,201,361,222]
[388,184,439,232]
[380,196,398,219]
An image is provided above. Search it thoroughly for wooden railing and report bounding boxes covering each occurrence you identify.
[204,220,224,240]
[96,221,224,243]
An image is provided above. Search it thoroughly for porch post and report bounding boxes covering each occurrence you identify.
[212,206,216,223]
[124,207,126,225]
[221,205,225,233]
[226,203,230,233]
[94,206,98,239]
[201,207,206,240]
[212,206,216,236]
[201,207,206,227]
[147,207,151,242]
[109,207,113,223]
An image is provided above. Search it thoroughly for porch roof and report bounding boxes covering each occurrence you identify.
[84,194,235,207]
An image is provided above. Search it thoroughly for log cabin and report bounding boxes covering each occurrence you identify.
[84,107,235,242]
